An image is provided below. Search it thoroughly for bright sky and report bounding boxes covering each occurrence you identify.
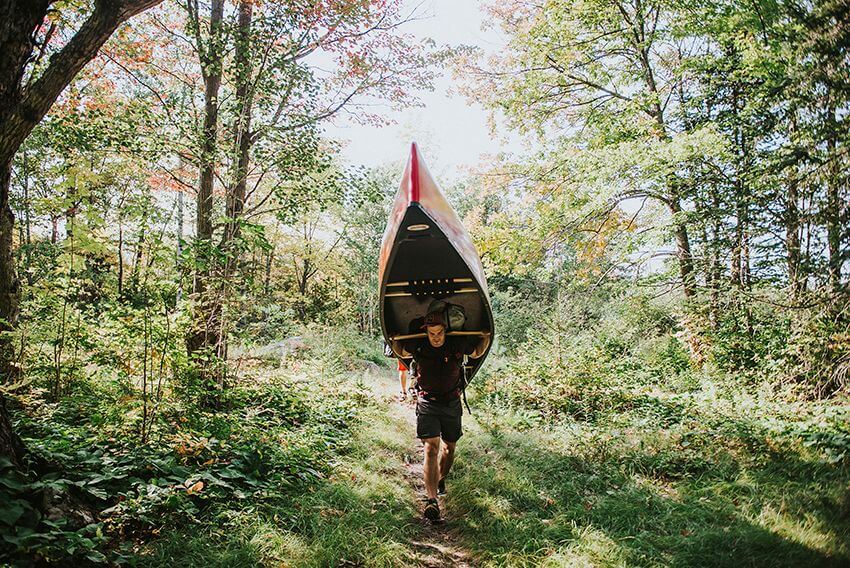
[324,0,519,184]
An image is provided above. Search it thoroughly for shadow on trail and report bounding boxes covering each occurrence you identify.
[141,392,423,568]
[445,409,849,567]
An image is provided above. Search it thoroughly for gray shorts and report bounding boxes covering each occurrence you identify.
[416,398,463,442]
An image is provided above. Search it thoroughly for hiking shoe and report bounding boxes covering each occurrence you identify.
[397,391,407,402]
[437,478,446,496]
[423,498,441,521]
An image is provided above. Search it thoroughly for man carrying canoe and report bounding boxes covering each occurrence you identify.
[393,310,490,522]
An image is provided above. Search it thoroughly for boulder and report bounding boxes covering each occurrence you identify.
[236,337,307,361]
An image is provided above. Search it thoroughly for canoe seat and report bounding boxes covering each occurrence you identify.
[384,277,479,298]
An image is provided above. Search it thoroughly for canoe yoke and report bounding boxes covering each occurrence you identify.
[384,277,478,298]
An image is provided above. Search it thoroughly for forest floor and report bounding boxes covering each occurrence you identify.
[140,365,849,567]
[6,359,849,567]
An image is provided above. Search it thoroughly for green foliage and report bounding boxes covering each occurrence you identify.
[1,353,372,565]
[449,389,850,567]
[295,323,391,372]
[481,284,699,423]
[464,0,849,397]
[1,0,847,565]
[789,406,850,465]
[232,303,298,346]
[707,292,793,377]
[139,393,418,568]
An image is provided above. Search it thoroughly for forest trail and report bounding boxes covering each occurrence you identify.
[353,367,850,568]
[370,371,476,567]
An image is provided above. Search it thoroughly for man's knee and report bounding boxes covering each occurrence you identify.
[422,437,440,458]
[441,441,456,455]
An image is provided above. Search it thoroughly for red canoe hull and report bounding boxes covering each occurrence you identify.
[378,143,494,381]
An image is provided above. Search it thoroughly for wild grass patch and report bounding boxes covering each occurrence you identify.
[446,384,850,567]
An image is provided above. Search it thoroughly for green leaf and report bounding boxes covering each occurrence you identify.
[85,486,108,500]
[0,500,27,526]
[86,551,108,563]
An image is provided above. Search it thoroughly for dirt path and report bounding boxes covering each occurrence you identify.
[398,404,474,567]
[372,372,476,567]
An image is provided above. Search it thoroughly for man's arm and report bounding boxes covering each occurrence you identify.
[392,339,413,358]
[468,334,491,359]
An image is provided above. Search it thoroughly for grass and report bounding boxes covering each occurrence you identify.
[8,346,847,567]
[138,369,849,567]
[139,370,421,567]
[443,381,850,567]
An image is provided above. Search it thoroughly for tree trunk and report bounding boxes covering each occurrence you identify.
[826,107,842,289]
[118,223,124,297]
[197,0,254,383]
[130,231,145,290]
[0,161,22,467]
[0,161,20,377]
[176,188,184,304]
[0,0,164,465]
[786,172,801,299]
[785,111,802,299]
[667,196,696,299]
[709,184,723,327]
[220,0,254,273]
[630,14,695,299]
[264,248,274,295]
[732,192,751,291]
[186,0,224,359]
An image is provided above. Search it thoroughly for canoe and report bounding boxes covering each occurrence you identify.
[378,143,494,382]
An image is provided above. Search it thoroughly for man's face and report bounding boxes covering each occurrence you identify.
[426,324,446,347]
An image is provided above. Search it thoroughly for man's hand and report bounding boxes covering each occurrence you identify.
[470,333,491,359]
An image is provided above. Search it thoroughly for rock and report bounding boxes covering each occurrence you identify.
[41,487,96,528]
[235,337,307,361]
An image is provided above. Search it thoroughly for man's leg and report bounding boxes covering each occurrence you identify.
[439,440,456,481]
[422,436,441,499]
[399,369,407,394]
[436,399,462,495]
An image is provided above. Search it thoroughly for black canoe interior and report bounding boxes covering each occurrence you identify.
[381,204,493,380]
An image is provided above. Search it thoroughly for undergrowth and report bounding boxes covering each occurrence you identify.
[0,328,385,566]
[456,367,850,566]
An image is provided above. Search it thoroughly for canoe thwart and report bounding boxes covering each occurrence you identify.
[385,287,480,298]
[383,277,481,299]
[391,330,491,341]
[386,277,474,288]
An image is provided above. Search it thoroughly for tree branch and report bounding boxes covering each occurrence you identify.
[1,0,165,164]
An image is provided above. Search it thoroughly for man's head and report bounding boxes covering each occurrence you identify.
[422,311,446,347]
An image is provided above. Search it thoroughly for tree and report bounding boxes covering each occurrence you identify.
[467,0,847,382]
[156,0,433,390]
[467,0,700,298]
[0,0,163,465]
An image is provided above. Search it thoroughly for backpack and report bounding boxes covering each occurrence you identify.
[426,300,466,332]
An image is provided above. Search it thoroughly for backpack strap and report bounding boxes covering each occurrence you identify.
[460,354,471,415]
